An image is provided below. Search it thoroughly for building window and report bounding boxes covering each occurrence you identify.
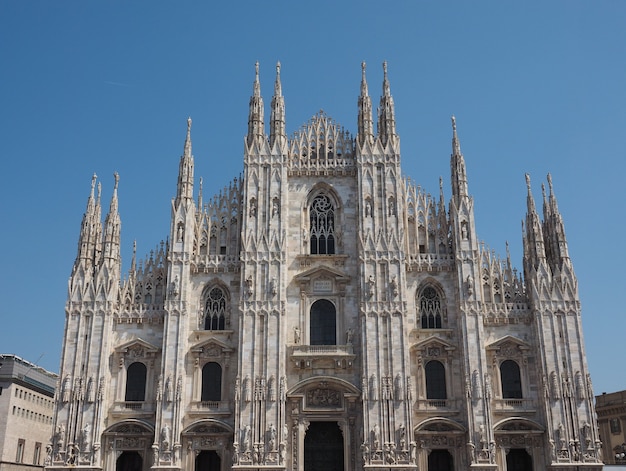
[16,439,25,463]
[204,287,226,330]
[500,360,522,399]
[425,360,447,399]
[610,418,621,434]
[33,442,41,465]
[310,194,335,255]
[310,299,337,345]
[201,362,222,402]
[419,286,443,328]
[125,362,147,402]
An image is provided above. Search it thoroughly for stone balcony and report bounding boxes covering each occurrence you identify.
[493,398,536,415]
[414,398,461,416]
[291,344,356,370]
[188,400,231,417]
[111,401,155,418]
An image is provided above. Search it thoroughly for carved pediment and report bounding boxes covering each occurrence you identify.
[115,338,160,359]
[411,336,456,357]
[190,338,233,359]
[486,336,531,357]
[294,265,350,294]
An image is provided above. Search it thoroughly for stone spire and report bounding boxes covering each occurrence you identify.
[76,173,102,269]
[542,173,571,270]
[247,61,265,146]
[522,173,546,272]
[450,116,469,202]
[175,117,194,204]
[357,61,374,146]
[269,61,286,148]
[377,61,397,147]
[102,172,121,264]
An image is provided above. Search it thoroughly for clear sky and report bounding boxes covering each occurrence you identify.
[1,2,624,395]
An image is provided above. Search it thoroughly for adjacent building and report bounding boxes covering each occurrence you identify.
[597,390,626,466]
[0,354,57,471]
[46,62,602,471]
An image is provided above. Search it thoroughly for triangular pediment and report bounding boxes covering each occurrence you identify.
[411,336,456,354]
[191,337,233,355]
[486,335,531,353]
[115,338,160,355]
[294,265,350,284]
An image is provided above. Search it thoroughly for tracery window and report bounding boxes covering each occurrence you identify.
[419,286,443,328]
[310,194,335,255]
[310,299,336,345]
[500,360,522,399]
[204,287,226,330]
[425,360,447,399]
[201,362,222,402]
[125,362,147,402]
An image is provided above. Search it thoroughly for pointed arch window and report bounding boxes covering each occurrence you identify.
[310,299,336,345]
[310,194,335,255]
[425,360,447,399]
[125,362,147,402]
[201,362,222,402]
[500,360,522,399]
[419,286,443,328]
[204,287,226,330]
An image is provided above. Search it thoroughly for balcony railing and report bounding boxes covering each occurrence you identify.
[415,399,459,412]
[493,398,535,412]
[292,345,354,355]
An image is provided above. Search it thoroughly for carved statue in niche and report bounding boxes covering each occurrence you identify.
[62,375,72,403]
[242,425,251,452]
[86,376,95,403]
[370,374,378,401]
[161,424,171,451]
[164,376,172,403]
[367,275,375,298]
[390,275,398,297]
[372,424,381,450]
[268,376,276,402]
[346,328,354,345]
[394,374,403,401]
[398,424,406,450]
[243,376,251,403]
[294,326,300,344]
[268,424,277,451]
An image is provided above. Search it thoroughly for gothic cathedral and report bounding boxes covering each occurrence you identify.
[46,62,602,471]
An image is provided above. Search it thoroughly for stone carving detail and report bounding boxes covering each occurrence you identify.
[306,387,341,407]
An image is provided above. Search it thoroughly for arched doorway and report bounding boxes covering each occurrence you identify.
[506,448,532,471]
[304,421,343,471]
[195,450,220,471]
[428,449,453,471]
[116,451,142,471]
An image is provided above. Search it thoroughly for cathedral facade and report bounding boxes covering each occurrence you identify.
[46,62,602,471]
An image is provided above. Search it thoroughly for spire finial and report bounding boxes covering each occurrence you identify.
[525,173,531,192]
[382,61,390,96]
[253,61,261,97]
[113,171,119,191]
[547,172,554,194]
[451,115,457,132]
[184,116,192,157]
[91,173,97,195]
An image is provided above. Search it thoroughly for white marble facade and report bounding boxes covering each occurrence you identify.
[46,62,602,471]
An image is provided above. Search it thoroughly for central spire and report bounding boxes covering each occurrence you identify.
[247,61,265,146]
[176,117,194,203]
[270,61,286,147]
[377,61,397,147]
[450,116,468,201]
[357,61,373,146]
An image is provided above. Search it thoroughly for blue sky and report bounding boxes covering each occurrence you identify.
[1,2,624,395]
